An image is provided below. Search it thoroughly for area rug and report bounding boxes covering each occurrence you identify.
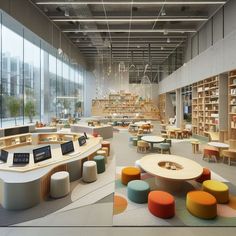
[113,167,236,226]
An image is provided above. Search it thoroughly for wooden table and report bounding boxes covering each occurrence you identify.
[141,136,165,150]
[139,154,203,192]
[208,142,229,157]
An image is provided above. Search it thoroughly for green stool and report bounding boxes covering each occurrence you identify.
[137,134,143,141]
[164,139,172,147]
[93,155,106,174]
[127,180,150,203]
[157,143,171,154]
[133,137,138,146]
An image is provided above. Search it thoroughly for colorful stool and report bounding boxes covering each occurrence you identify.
[203,148,219,162]
[102,147,109,157]
[137,140,149,153]
[102,141,111,155]
[202,180,229,203]
[127,180,150,203]
[82,161,97,183]
[186,190,217,219]
[121,167,141,185]
[97,149,107,163]
[148,191,175,218]
[195,168,211,183]
[156,143,171,154]
[93,155,105,174]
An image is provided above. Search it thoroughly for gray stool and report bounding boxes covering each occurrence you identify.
[50,171,70,198]
[157,143,171,154]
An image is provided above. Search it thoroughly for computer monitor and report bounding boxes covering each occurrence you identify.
[78,136,86,146]
[33,145,52,163]
[0,149,8,163]
[13,153,30,165]
[60,141,74,155]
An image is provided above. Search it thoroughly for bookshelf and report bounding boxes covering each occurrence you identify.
[0,133,32,149]
[192,76,219,136]
[92,91,160,120]
[228,70,236,139]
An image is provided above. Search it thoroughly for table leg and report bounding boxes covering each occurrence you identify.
[155,177,183,192]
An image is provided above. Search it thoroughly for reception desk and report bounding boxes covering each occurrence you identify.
[0,134,102,210]
[71,124,113,139]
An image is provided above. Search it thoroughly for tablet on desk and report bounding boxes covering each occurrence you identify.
[61,141,75,155]
[13,153,30,165]
[33,145,52,163]
[78,136,86,146]
[0,149,8,164]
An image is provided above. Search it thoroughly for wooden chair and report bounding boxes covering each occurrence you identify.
[203,148,220,162]
[222,140,236,165]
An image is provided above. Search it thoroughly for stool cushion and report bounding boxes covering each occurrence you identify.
[195,168,211,183]
[127,180,150,203]
[93,155,106,174]
[83,161,97,183]
[121,167,141,185]
[50,171,70,198]
[186,190,217,219]
[148,191,175,218]
[202,180,229,203]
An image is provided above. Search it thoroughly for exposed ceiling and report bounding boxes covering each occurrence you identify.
[32,0,227,82]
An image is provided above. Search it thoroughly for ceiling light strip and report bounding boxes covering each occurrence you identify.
[52,18,207,22]
[36,1,226,5]
[62,29,196,33]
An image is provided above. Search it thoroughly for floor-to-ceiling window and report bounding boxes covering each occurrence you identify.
[0,10,85,128]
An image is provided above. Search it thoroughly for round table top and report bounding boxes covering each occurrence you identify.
[141,136,164,143]
[134,121,151,127]
[139,154,203,181]
[208,142,229,148]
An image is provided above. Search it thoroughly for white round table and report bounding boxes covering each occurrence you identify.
[141,136,165,150]
[134,121,151,127]
[139,154,203,192]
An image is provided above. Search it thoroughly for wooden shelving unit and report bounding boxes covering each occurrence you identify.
[0,133,32,149]
[38,133,80,144]
[192,76,219,136]
[92,91,160,119]
[228,70,236,139]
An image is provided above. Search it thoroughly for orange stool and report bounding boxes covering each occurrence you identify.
[169,131,176,139]
[93,132,98,137]
[121,167,141,185]
[203,148,219,162]
[102,141,111,156]
[195,168,211,183]
[186,190,217,219]
[148,191,175,218]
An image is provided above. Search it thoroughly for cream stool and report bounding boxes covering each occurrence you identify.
[101,147,109,157]
[50,171,70,198]
[137,140,149,153]
[97,149,107,163]
[82,161,98,183]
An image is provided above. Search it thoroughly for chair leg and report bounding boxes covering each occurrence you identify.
[228,157,231,166]
[169,149,171,154]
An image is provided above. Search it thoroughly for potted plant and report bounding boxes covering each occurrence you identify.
[25,100,36,123]
[8,97,20,126]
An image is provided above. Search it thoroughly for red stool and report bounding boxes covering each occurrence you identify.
[148,191,175,218]
[93,132,99,138]
[102,141,111,156]
[195,167,211,183]
[203,148,219,162]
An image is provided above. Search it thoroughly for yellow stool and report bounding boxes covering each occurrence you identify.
[121,167,141,185]
[186,190,217,219]
[202,180,229,203]
[97,150,107,164]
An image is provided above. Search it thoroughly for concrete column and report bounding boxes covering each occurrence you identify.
[176,88,183,128]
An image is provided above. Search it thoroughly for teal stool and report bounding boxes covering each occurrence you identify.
[133,137,138,146]
[137,134,143,141]
[93,155,105,174]
[164,139,172,147]
[129,136,134,142]
[127,180,150,203]
[157,143,171,154]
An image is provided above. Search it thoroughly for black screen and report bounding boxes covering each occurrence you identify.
[78,136,86,146]
[84,132,88,139]
[4,126,29,137]
[13,153,30,165]
[33,145,52,163]
[61,141,74,155]
[0,149,8,162]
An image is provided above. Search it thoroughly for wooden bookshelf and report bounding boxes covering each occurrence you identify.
[228,70,236,139]
[92,91,160,120]
[192,76,219,136]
